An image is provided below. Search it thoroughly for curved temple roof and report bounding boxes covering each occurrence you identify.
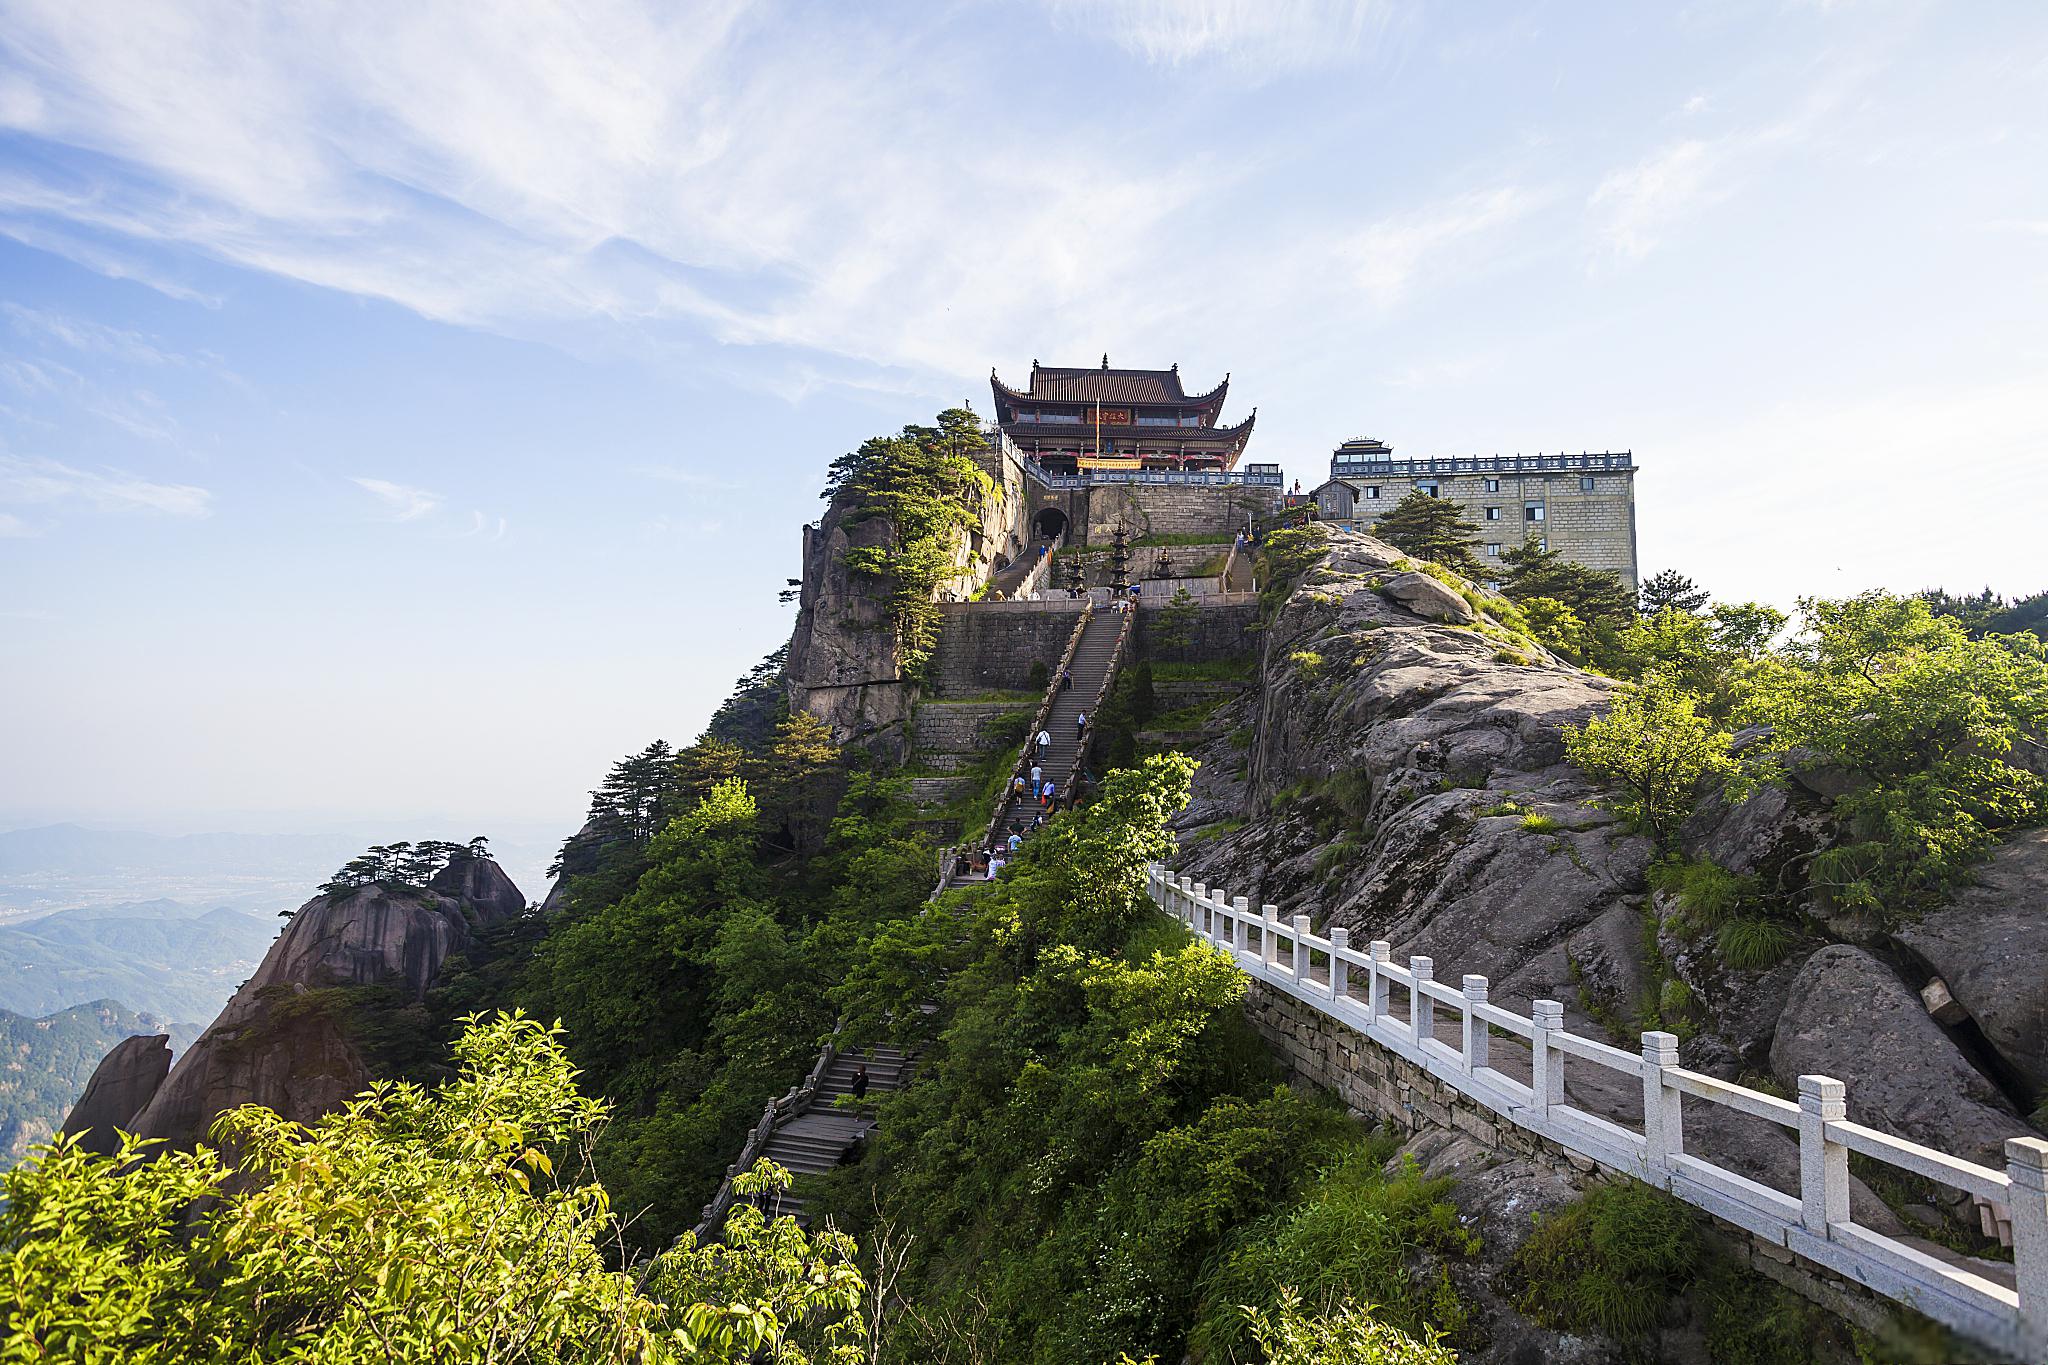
[991,361,1229,409]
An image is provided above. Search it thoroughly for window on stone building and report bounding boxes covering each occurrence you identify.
[1418,483,1439,497]
[1484,477,1500,492]
[1526,504,1545,522]
[1580,475,1596,491]
[1486,543,1502,556]
[1366,485,1380,498]
[1485,506,1501,520]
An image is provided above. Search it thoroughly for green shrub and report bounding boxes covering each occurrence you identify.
[1646,856,1749,930]
[1519,812,1559,834]
[1289,650,1327,681]
[1513,1179,1699,1347]
[1563,672,1738,843]
[1195,1145,1479,1360]
[1230,1288,1459,1365]
[1027,660,1049,692]
[1718,917,1797,970]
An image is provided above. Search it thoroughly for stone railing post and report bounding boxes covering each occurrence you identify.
[1531,1000,1565,1117]
[1462,975,1489,1073]
[1798,1076,1850,1237]
[1261,905,1281,971]
[1410,957,1435,1044]
[1231,894,1247,956]
[1328,928,1350,1001]
[1178,875,1195,933]
[1368,941,1391,1023]
[1641,1032,1682,1172]
[1192,881,1208,936]
[1292,914,1312,981]
[2007,1137,2048,1359]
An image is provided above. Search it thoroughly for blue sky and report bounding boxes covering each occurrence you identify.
[0,0,2043,843]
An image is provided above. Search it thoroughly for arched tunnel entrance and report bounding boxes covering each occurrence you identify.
[1032,507,1069,542]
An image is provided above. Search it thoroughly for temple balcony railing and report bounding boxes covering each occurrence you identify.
[1329,451,1635,479]
[990,428,1282,490]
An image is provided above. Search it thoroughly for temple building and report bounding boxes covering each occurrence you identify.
[991,356,1257,475]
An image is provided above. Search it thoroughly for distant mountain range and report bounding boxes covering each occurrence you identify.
[0,999,187,1164]
[0,898,277,1023]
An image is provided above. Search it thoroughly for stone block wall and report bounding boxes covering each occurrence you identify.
[1320,469,1638,588]
[1241,978,1931,1348]
[1079,484,1278,546]
[912,700,1034,753]
[1134,600,1261,667]
[928,604,1088,697]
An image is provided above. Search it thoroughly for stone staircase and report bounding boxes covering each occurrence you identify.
[983,607,1128,854]
[747,1045,912,1228]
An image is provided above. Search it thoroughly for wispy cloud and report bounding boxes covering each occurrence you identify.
[455,510,508,541]
[3,302,177,365]
[351,477,442,521]
[0,510,38,537]
[1045,0,1393,72]
[1345,186,1535,308]
[0,454,212,516]
[1587,139,1720,263]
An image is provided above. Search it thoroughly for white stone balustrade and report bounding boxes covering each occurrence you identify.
[1147,862,2048,1363]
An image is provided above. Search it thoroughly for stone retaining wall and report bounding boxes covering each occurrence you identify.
[911,700,1033,753]
[1135,600,1262,666]
[929,607,1088,697]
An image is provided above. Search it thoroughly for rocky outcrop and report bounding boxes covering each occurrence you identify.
[107,855,525,1150]
[59,1032,171,1155]
[1378,570,1476,625]
[787,441,1030,759]
[1898,829,2048,1095]
[1176,531,1648,1016]
[1770,945,2032,1166]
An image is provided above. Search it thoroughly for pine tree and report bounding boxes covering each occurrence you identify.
[1370,491,1485,577]
[1500,541,1635,627]
[1638,569,1709,615]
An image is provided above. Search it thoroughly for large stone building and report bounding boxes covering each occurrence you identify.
[1310,437,1638,587]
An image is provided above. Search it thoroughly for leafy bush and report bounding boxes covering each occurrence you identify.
[0,1014,868,1365]
[1564,672,1738,843]
[1232,1288,1459,1365]
[1257,524,1330,617]
[1289,650,1327,681]
[1739,592,2048,917]
[1519,812,1560,834]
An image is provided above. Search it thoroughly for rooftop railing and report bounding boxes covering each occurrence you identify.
[1147,864,2048,1363]
[1329,451,1635,479]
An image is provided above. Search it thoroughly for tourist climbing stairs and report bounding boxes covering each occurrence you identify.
[985,533,1060,599]
[749,1044,911,1227]
[982,604,1131,855]
[690,1040,913,1240]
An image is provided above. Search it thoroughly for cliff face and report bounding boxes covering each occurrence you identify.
[787,445,1029,759]
[58,1032,171,1156]
[67,855,525,1152]
[1173,530,2043,1166]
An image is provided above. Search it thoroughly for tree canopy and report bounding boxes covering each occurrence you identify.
[0,1012,869,1364]
[1369,491,1485,578]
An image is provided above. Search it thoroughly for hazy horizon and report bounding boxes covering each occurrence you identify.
[3,1,2045,829]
